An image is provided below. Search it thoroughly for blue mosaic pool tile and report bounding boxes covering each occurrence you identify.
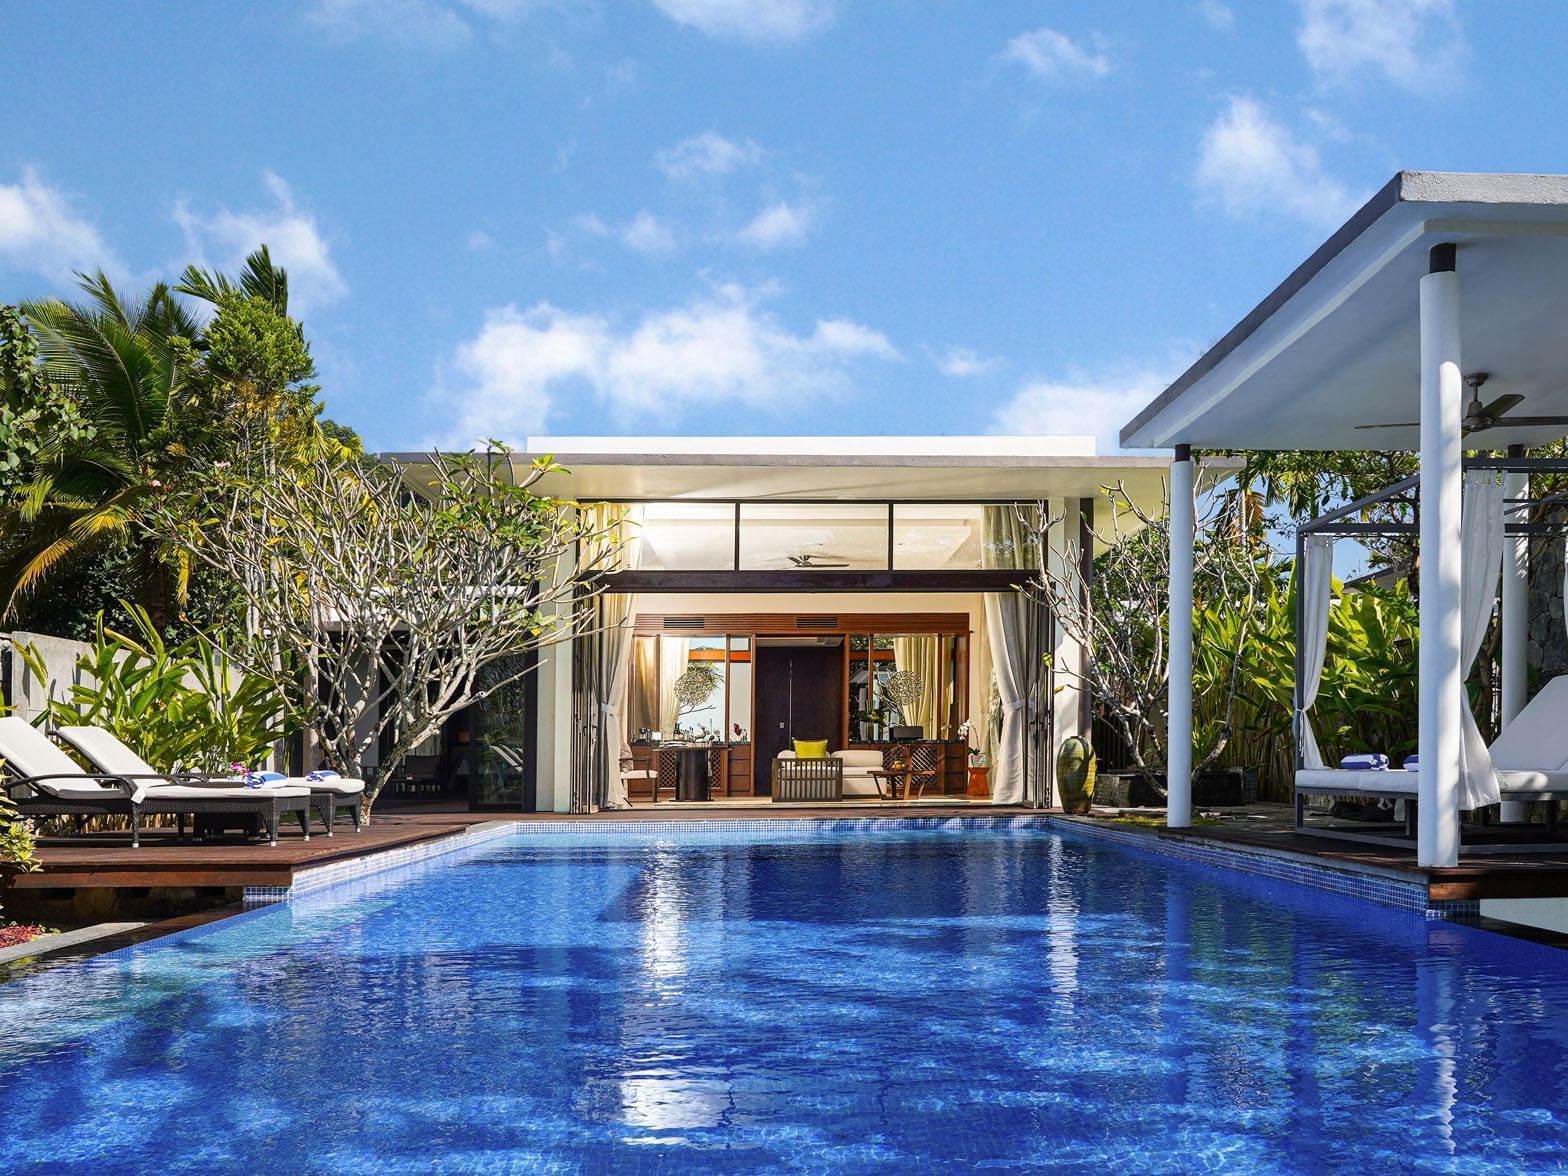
[1046,816,1473,920]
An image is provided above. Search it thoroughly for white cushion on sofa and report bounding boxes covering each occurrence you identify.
[832,750,883,772]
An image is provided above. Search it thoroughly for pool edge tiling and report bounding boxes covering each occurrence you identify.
[249,812,1478,921]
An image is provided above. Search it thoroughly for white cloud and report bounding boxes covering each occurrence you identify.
[932,346,1000,379]
[1297,0,1464,91]
[651,0,834,44]
[620,210,678,254]
[305,0,473,49]
[467,230,497,251]
[1000,28,1112,81]
[655,132,763,181]
[0,167,122,287]
[992,368,1172,454]
[173,172,347,315]
[434,283,899,444]
[731,202,814,250]
[1193,96,1360,230]
[1198,1,1235,31]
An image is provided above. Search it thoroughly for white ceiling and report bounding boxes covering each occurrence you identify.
[1121,172,1568,450]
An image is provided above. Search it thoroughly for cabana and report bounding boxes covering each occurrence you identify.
[1120,171,1568,868]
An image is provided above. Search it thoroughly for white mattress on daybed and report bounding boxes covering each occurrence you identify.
[1295,767,1568,797]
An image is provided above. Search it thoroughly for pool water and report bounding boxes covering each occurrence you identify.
[2,821,1567,1173]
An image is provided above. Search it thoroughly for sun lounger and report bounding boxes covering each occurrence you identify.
[0,717,311,848]
[52,725,366,836]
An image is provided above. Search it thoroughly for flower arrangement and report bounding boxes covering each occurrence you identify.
[957,720,987,767]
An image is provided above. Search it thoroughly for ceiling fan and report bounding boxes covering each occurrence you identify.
[1356,372,1568,435]
[787,543,850,568]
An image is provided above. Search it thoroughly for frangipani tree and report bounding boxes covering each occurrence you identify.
[157,445,617,817]
[1020,479,1272,794]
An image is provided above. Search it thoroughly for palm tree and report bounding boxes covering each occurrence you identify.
[176,243,288,314]
[0,272,201,622]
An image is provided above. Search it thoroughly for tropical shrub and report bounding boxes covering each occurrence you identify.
[23,605,289,772]
[1194,575,1420,802]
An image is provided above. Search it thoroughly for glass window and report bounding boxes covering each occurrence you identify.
[637,503,735,570]
[658,635,727,739]
[738,503,889,570]
[893,504,1041,569]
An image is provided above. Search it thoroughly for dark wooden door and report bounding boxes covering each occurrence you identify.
[753,645,844,795]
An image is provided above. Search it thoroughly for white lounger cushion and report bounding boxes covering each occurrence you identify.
[142,783,310,801]
[54,724,319,800]
[1296,768,1417,796]
[286,776,365,797]
[0,716,151,804]
[55,724,348,796]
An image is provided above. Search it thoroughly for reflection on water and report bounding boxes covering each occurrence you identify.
[1,825,1567,1173]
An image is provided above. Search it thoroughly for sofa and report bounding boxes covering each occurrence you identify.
[776,749,886,799]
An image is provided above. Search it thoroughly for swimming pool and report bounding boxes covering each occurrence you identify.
[2,819,1566,1173]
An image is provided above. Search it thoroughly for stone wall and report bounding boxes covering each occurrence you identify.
[1527,518,1568,680]
[0,631,100,723]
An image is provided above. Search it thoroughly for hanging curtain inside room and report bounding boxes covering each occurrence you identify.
[658,635,691,736]
[892,636,941,736]
[584,504,643,809]
[632,638,659,734]
[1296,534,1335,770]
[982,504,1042,805]
[1458,471,1505,810]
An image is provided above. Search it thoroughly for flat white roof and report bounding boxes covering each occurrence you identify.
[524,435,1098,458]
[1120,171,1568,450]
[384,434,1190,518]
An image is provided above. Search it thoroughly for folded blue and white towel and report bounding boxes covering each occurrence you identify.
[305,769,341,782]
[1403,754,1419,770]
[1340,753,1389,771]
[243,771,289,788]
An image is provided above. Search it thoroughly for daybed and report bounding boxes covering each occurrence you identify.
[1295,675,1568,841]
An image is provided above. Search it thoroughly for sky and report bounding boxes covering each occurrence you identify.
[4,0,1568,456]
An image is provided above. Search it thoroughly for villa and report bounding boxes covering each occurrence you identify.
[380,435,1173,814]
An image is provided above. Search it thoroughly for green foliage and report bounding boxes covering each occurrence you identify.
[0,247,346,634]
[1191,573,1420,801]
[0,306,96,496]
[0,693,41,918]
[26,605,290,772]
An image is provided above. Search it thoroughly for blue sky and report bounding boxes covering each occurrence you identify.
[3,1,1566,454]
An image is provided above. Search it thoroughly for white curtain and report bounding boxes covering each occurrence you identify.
[985,593,1029,805]
[982,505,1039,803]
[1297,535,1335,769]
[1458,472,1506,810]
[593,506,642,809]
[892,636,940,735]
[657,636,690,737]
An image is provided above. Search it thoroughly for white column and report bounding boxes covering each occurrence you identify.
[1418,254,1464,868]
[1500,465,1529,823]
[1167,446,1195,828]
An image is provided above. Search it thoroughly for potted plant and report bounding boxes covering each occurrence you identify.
[958,720,990,798]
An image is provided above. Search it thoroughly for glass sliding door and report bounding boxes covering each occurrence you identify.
[467,652,536,809]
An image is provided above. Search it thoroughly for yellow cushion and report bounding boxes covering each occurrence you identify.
[793,739,829,759]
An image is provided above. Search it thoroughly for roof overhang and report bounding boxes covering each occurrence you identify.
[382,436,1176,505]
[1120,171,1568,451]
